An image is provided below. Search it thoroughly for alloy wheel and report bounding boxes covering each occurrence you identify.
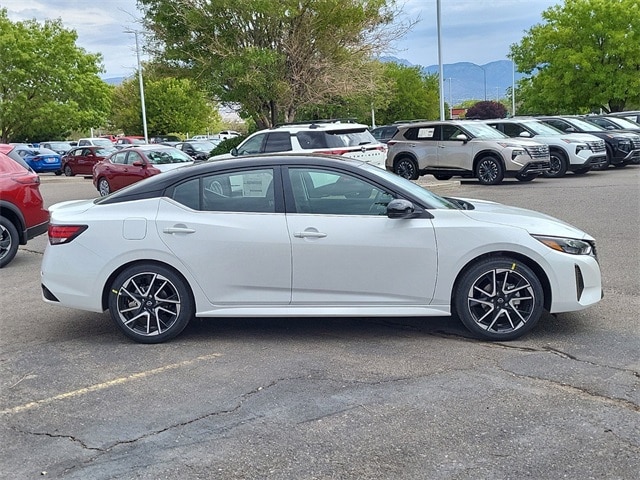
[466,267,536,335]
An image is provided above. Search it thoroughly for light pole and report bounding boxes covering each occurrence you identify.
[473,64,487,101]
[446,77,453,118]
[126,30,149,143]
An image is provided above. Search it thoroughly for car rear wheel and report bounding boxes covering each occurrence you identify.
[0,217,20,268]
[476,156,504,185]
[98,177,111,196]
[108,264,194,343]
[544,150,568,178]
[393,157,419,180]
[64,165,74,176]
[454,257,544,341]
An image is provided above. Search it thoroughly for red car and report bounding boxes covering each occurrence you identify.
[0,150,49,267]
[114,136,146,148]
[61,145,116,176]
[92,145,194,196]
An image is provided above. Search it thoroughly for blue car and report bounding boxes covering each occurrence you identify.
[11,145,62,174]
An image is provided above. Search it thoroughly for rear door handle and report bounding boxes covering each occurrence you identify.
[294,231,327,239]
[163,226,196,234]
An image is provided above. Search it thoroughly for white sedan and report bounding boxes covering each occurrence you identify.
[41,155,602,343]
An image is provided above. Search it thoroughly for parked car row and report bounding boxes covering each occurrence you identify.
[376,114,640,184]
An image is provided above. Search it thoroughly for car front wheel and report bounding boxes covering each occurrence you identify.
[393,157,419,180]
[64,165,74,176]
[544,150,568,178]
[0,217,20,268]
[476,156,504,185]
[98,177,111,196]
[454,257,544,340]
[108,264,194,343]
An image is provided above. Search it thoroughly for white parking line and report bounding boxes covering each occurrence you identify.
[1,353,222,415]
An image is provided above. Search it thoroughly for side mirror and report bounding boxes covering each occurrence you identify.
[132,160,145,167]
[387,199,415,218]
[230,147,239,157]
[519,131,532,138]
[455,134,468,143]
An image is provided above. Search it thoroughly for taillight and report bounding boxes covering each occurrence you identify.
[12,175,40,185]
[48,225,88,245]
[314,149,350,156]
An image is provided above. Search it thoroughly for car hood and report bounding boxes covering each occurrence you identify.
[454,197,593,240]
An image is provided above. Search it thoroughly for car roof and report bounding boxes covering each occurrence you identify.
[97,154,366,204]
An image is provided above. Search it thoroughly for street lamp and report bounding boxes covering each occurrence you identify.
[472,64,487,101]
[125,29,149,143]
[446,77,453,118]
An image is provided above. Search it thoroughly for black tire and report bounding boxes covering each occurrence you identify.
[543,150,568,178]
[613,162,627,168]
[108,263,194,343]
[475,156,504,185]
[393,157,419,180]
[64,165,74,176]
[98,177,111,196]
[54,170,63,176]
[573,167,590,175]
[453,257,544,341]
[0,217,20,268]
[515,173,537,182]
[433,174,453,180]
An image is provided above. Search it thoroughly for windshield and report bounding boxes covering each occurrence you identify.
[95,147,116,156]
[192,141,217,152]
[605,117,640,129]
[362,164,459,209]
[38,148,58,155]
[567,118,605,131]
[145,148,193,164]
[524,121,563,136]
[461,122,509,139]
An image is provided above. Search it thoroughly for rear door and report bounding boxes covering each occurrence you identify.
[157,167,292,305]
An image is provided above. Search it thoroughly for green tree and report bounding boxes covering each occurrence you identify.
[510,0,640,114]
[374,62,439,124]
[0,9,111,142]
[110,73,220,136]
[139,0,412,129]
[295,61,439,125]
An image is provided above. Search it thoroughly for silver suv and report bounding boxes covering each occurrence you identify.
[386,120,551,185]
[485,118,607,176]
[212,120,387,168]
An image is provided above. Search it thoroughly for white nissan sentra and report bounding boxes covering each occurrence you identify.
[41,154,602,343]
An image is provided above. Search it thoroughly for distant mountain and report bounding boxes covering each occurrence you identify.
[380,57,526,105]
[103,76,126,85]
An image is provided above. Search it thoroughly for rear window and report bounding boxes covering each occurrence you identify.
[296,129,376,150]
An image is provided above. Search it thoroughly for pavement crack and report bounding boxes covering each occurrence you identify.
[494,365,640,413]
[12,427,103,451]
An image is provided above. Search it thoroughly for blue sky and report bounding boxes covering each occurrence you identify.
[4,0,559,78]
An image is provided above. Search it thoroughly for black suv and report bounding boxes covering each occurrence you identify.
[537,116,640,168]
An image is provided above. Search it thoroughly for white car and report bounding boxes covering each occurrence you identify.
[211,120,387,168]
[485,118,608,176]
[41,155,602,343]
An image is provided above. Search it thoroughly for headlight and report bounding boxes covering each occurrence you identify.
[532,235,593,255]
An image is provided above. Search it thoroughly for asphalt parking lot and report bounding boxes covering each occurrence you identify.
[1,167,638,479]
